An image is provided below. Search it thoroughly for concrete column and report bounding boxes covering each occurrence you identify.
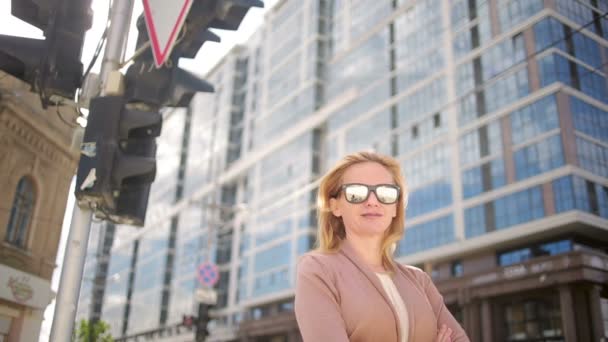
[556,92,578,166]
[288,329,301,342]
[601,40,608,76]
[441,0,465,242]
[559,285,578,342]
[542,182,556,216]
[523,28,541,92]
[481,299,493,342]
[7,310,23,342]
[17,309,43,342]
[423,262,433,274]
[500,116,515,184]
[488,0,501,37]
[573,287,592,341]
[587,285,605,342]
[464,301,481,342]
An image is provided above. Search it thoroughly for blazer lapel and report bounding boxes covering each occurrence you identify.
[338,239,403,341]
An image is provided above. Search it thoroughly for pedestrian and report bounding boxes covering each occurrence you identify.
[295,151,469,341]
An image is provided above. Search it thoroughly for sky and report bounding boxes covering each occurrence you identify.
[0,0,277,340]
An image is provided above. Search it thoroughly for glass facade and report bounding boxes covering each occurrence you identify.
[503,296,563,341]
[498,239,572,267]
[398,215,455,255]
[553,175,608,219]
[86,0,608,339]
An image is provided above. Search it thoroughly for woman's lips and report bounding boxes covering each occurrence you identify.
[361,213,382,217]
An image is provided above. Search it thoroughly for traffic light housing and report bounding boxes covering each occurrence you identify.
[75,95,161,226]
[0,0,92,100]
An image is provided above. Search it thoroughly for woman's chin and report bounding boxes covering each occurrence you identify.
[360,226,391,237]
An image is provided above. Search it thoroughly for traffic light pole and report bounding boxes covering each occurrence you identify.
[49,1,135,341]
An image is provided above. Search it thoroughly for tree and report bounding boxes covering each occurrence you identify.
[73,319,114,342]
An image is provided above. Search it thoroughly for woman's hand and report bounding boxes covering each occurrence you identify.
[435,324,452,342]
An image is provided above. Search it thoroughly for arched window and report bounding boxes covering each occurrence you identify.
[5,177,36,248]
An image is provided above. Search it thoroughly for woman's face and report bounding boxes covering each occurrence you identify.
[329,162,398,238]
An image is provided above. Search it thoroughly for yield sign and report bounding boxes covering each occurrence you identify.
[142,0,194,68]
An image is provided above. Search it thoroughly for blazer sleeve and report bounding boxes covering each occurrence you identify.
[294,254,350,342]
[418,270,471,342]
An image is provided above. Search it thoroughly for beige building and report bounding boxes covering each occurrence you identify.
[0,71,80,341]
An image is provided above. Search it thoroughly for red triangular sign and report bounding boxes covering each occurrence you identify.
[142,0,193,68]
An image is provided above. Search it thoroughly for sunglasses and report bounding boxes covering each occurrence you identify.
[337,183,401,204]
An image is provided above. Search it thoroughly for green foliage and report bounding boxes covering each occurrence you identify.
[73,319,114,342]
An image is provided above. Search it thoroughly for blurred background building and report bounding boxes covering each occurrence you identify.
[0,72,80,341]
[77,0,608,341]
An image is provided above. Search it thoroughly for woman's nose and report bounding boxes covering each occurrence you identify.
[364,191,381,206]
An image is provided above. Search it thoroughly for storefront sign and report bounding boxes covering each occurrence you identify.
[0,264,53,309]
[469,253,605,287]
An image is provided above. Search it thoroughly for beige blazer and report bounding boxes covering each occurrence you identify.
[295,240,470,341]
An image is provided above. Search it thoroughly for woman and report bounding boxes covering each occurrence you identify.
[295,151,469,342]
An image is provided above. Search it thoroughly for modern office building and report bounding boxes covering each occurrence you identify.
[77,0,608,341]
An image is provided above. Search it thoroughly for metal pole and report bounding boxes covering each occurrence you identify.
[49,1,134,340]
[99,0,134,89]
[49,203,93,342]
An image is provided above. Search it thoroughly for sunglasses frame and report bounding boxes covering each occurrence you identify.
[337,183,401,204]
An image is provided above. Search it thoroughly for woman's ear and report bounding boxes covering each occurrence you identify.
[329,197,341,217]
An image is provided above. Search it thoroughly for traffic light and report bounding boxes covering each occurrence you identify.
[74,0,264,226]
[0,0,92,100]
[182,315,195,329]
[75,95,161,226]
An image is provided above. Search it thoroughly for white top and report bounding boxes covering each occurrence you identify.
[376,272,409,342]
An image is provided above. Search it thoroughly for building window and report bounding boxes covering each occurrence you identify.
[433,113,441,128]
[398,215,455,256]
[406,181,453,218]
[451,261,463,277]
[504,297,563,341]
[431,267,440,280]
[462,158,506,199]
[5,177,36,248]
[552,175,608,216]
[510,95,559,144]
[251,305,271,320]
[278,300,294,312]
[494,186,545,230]
[577,136,608,178]
[513,135,565,181]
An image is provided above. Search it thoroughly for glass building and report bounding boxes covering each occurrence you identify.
[77,0,608,341]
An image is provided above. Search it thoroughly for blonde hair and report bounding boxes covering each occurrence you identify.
[316,151,408,272]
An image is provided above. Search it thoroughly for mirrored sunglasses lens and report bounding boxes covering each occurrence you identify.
[376,186,398,204]
[344,185,369,203]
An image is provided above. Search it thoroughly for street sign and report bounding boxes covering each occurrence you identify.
[197,261,220,287]
[196,288,218,305]
[142,0,194,68]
